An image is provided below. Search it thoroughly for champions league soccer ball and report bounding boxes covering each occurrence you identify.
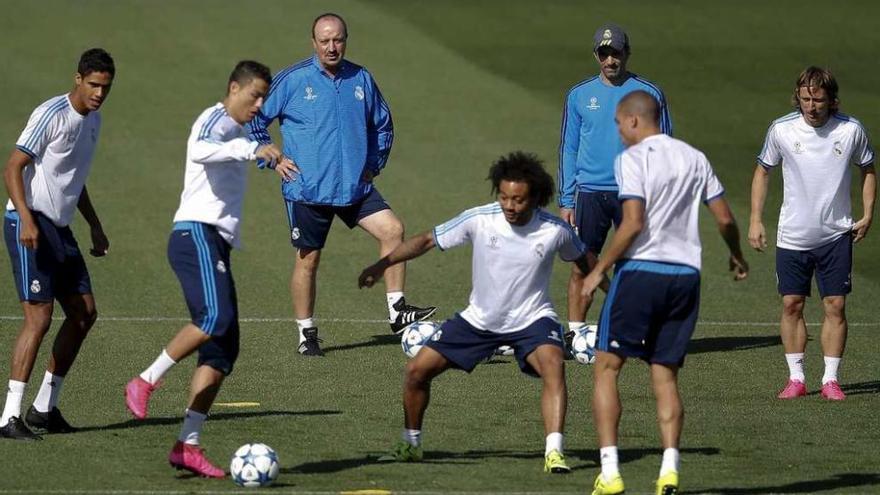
[401,321,441,358]
[230,443,280,487]
[495,345,515,356]
[570,325,598,365]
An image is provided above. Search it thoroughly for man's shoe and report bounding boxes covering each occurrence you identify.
[592,473,625,495]
[563,330,575,360]
[377,441,423,462]
[656,470,679,495]
[298,327,324,356]
[390,298,437,334]
[820,380,846,401]
[25,406,77,433]
[168,440,225,478]
[125,376,161,419]
[776,379,807,399]
[0,416,42,441]
[543,449,571,474]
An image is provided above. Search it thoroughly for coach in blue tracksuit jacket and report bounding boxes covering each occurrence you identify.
[248,13,435,357]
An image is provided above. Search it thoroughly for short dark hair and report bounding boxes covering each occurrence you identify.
[792,66,839,112]
[488,151,554,208]
[77,48,115,78]
[227,60,272,93]
[311,12,348,40]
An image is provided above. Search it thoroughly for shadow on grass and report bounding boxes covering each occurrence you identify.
[841,380,880,396]
[685,472,880,494]
[77,409,342,433]
[571,446,721,468]
[688,335,779,354]
[322,334,399,353]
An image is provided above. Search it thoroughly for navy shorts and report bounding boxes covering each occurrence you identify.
[285,188,390,250]
[776,233,852,298]
[425,314,565,377]
[3,210,91,302]
[575,190,622,255]
[597,260,700,367]
[167,222,240,375]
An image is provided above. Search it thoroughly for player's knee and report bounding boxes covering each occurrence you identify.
[380,218,404,242]
[24,310,53,334]
[404,360,431,386]
[782,297,805,316]
[822,296,846,318]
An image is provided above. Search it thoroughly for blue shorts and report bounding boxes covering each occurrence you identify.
[425,314,565,377]
[285,188,390,250]
[3,210,91,302]
[575,190,622,255]
[167,222,240,375]
[776,233,852,298]
[597,260,700,367]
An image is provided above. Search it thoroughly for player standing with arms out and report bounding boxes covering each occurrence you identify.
[583,92,747,495]
[124,61,283,477]
[359,152,592,473]
[1,49,114,440]
[249,12,435,356]
[750,66,875,401]
[558,24,672,355]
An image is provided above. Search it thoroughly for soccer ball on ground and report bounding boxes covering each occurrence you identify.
[494,345,515,356]
[401,321,441,358]
[230,443,279,487]
[570,325,598,365]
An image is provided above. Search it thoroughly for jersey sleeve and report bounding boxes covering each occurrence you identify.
[557,223,586,262]
[851,123,875,167]
[432,208,479,251]
[757,123,781,168]
[15,104,63,160]
[557,91,581,208]
[701,153,725,204]
[365,71,393,175]
[247,75,291,169]
[615,152,645,201]
[190,118,258,164]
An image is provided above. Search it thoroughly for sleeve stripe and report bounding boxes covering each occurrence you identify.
[15,145,36,158]
[704,190,725,204]
[433,204,500,237]
[198,108,226,141]
[22,98,68,152]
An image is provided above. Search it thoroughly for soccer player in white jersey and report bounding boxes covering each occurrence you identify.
[750,67,875,402]
[359,152,592,473]
[582,91,748,495]
[1,49,114,441]
[123,61,283,477]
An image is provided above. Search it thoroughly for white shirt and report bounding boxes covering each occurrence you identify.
[432,202,585,333]
[7,94,101,227]
[758,112,874,250]
[616,134,725,270]
[173,103,259,249]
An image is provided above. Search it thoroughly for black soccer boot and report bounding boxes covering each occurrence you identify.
[389,298,437,334]
[0,416,42,441]
[297,327,325,356]
[26,405,78,434]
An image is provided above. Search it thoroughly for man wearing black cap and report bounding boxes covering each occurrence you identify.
[557,23,672,359]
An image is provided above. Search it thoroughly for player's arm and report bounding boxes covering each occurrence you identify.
[77,185,108,257]
[853,163,876,243]
[558,93,581,225]
[707,196,748,280]
[363,74,393,182]
[581,198,645,299]
[572,253,610,293]
[748,164,770,251]
[3,149,39,249]
[358,231,435,288]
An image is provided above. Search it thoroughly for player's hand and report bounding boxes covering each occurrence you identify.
[748,221,766,252]
[581,269,604,302]
[852,216,872,243]
[358,261,386,289]
[255,144,283,163]
[275,157,300,182]
[90,225,109,257]
[18,216,39,250]
[729,253,748,281]
[559,208,575,227]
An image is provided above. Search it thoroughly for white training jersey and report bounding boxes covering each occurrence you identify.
[616,134,725,271]
[758,112,874,250]
[173,103,259,249]
[432,202,585,333]
[7,94,101,227]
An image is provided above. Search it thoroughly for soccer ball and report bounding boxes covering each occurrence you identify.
[230,443,279,488]
[570,325,598,365]
[495,345,515,356]
[401,321,441,358]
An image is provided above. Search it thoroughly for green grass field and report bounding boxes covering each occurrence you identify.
[1,0,879,493]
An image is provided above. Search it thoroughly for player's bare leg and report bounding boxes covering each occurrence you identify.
[168,364,225,478]
[403,346,450,430]
[651,363,682,495]
[8,301,54,382]
[292,248,323,355]
[592,350,626,488]
[819,295,847,400]
[778,295,808,399]
[526,344,570,473]
[48,293,98,377]
[567,254,596,323]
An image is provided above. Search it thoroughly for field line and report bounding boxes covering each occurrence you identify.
[0,491,586,495]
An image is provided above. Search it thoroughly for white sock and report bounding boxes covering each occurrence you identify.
[568,321,586,334]
[402,428,421,447]
[140,349,176,385]
[660,448,679,476]
[785,353,805,382]
[600,445,620,480]
[545,432,564,455]
[1,380,27,427]
[32,371,64,413]
[387,292,404,321]
[822,356,841,385]
[296,318,315,344]
[179,408,207,446]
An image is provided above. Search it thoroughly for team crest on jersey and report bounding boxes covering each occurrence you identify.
[833,141,843,156]
[534,242,545,259]
[304,87,318,101]
[30,279,41,294]
[291,228,301,241]
[354,85,365,101]
[65,131,77,144]
[216,260,227,273]
[586,96,600,110]
[793,141,804,154]
[488,235,500,249]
